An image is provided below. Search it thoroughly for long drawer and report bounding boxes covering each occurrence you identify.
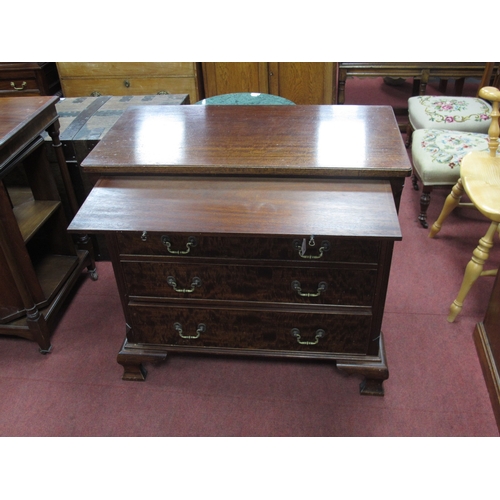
[116,232,381,264]
[56,62,198,78]
[121,260,378,306]
[59,77,198,99]
[127,303,373,354]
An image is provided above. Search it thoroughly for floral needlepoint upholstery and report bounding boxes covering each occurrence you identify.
[408,95,492,134]
[412,129,490,185]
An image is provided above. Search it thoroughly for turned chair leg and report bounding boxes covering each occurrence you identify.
[448,221,499,322]
[429,179,464,238]
[418,185,432,228]
[406,123,414,148]
[412,173,419,191]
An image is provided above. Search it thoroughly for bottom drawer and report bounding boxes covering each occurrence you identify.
[127,303,373,355]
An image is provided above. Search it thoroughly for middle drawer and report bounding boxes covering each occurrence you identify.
[121,260,377,306]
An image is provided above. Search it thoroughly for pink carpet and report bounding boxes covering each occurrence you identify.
[1,76,498,437]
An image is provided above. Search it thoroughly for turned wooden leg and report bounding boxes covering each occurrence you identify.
[47,123,97,277]
[429,179,464,238]
[338,80,345,104]
[406,123,414,148]
[412,173,419,191]
[26,306,52,353]
[448,221,498,322]
[418,185,432,228]
[76,234,98,279]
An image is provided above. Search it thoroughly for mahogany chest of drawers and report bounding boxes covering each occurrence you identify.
[69,176,402,395]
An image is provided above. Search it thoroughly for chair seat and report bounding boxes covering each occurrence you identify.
[412,129,490,185]
[196,93,295,105]
[461,152,500,221]
[409,95,492,133]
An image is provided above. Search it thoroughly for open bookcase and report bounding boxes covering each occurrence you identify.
[0,97,95,352]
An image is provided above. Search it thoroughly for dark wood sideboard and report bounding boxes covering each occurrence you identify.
[68,105,412,395]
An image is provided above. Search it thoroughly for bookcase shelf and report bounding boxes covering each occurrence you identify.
[13,198,62,242]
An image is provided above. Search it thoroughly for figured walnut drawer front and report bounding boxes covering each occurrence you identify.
[121,260,377,306]
[127,303,372,355]
[116,232,381,264]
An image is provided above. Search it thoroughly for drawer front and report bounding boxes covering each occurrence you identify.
[116,232,381,264]
[122,260,377,306]
[127,303,373,355]
[60,77,198,101]
[0,76,39,94]
[57,62,197,78]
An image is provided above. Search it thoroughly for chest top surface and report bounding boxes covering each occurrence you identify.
[80,105,412,178]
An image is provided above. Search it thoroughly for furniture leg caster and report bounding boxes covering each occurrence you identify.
[88,267,99,281]
[418,215,429,228]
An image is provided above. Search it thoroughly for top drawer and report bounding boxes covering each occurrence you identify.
[0,73,39,94]
[56,62,198,78]
[115,231,381,264]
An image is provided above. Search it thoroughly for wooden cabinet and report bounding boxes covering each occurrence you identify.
[56,62,203,103]
[0,63,61,97]
[0,97,95,352]
[202,62,337,104]
[69,176,400,395]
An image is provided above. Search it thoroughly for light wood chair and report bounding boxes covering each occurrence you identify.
[428,86,500,322]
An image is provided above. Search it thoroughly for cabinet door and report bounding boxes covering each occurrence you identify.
[202,62,269,97]
[268,62,337,104]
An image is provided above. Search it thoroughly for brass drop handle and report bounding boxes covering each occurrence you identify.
[167,276,202,293]
[124,79,130,88]
[174,322,205,340]
[292,280,328,297]
[293,237,330,260]
[10,81,27,91]
[291,328,325,345]
[90,91,102,97]
[162,235,197,255]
